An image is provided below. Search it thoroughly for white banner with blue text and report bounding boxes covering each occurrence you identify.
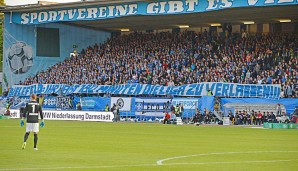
[9,83,281,98]
[11,0,298,25]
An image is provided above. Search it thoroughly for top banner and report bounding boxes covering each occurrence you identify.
[8,83,281,98]
[11,0,298,25]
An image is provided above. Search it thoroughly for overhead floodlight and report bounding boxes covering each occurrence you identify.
[120,28,130,32]
[279,19,291,23]
[243,21,255,25]
[210,23,221,27]
[178,25,189,28]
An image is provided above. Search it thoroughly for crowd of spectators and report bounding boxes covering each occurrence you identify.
[228,110,296,125]
[21,30,298,97]
[192,108,218,124]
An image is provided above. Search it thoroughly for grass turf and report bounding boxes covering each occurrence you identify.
[0,119,298,171]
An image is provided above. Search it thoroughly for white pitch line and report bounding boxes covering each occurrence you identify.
[0,163,157,171]
[1,151,298,170]
[156,151,298,165]
[162,159,295,166]
[1,159,297,171]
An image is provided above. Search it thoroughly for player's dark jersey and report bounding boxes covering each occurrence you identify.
[23,100,43,123]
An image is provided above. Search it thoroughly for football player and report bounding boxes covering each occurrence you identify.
[20,94,44,150]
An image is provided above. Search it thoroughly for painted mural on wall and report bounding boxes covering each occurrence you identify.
[3,14,110,90]
[6,41,33,74]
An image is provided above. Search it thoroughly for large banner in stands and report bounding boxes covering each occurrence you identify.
[135,98,172,117]
[135,98,172,113]
[110,97,131,111]
[74,97,110,111]
[43,96,57,108]
[8,83,281,98]
[9,109,114,122]
[80,97,96,110]
[172,98,199,110]
[172,98,199,118]
[11,0,298,25]
[10,109,21,118]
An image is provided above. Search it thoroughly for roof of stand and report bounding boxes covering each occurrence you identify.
[1,1,297,31]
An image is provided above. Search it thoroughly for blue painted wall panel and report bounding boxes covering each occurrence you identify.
[3,13,110,90]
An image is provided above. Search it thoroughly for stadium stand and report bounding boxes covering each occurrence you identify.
[20,31,297,98]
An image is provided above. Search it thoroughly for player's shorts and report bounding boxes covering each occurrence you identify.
[26,123,39,133]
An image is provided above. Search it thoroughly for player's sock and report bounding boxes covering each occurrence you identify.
[34,134,38,148]
[24,132,29,142]
[22,142,26,149]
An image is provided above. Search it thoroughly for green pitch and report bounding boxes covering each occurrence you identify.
[1,119,298,171]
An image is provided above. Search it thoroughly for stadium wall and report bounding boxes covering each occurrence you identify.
[3,13,110,90]
[5,95,298,119]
